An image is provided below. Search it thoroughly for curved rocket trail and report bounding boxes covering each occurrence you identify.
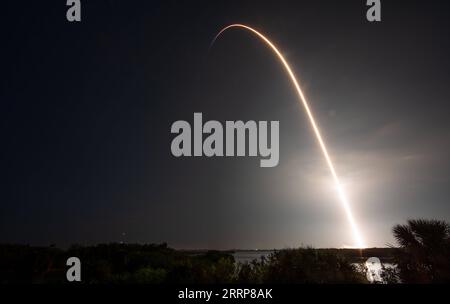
[211,24,366,248]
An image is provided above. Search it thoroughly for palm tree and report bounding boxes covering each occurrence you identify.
[392,219,450,283]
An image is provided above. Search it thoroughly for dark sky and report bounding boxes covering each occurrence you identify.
[1,0,450,248]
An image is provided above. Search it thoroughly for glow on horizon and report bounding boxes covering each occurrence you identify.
[211,24,366,248]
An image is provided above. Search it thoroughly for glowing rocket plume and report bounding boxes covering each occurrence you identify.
[211,24,366,248]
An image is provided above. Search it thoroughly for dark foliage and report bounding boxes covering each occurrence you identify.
[0,243,366,284]
[237,248,367,284]
[3,218,448,284]
[392,219,450,283]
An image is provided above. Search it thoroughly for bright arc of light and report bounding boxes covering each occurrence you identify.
[211,24,366,248]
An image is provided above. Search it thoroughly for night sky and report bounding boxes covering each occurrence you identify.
[2,0,450,249]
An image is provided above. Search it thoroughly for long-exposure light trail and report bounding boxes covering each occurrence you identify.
[211,24,366,248]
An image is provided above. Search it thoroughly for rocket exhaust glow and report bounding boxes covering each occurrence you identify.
[211,24,366,248]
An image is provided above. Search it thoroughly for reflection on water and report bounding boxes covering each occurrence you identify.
[365,257,395,283]
[366,257,383,282]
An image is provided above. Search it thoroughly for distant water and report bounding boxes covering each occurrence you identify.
[233,250,274,264]
[232,250,394,283]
